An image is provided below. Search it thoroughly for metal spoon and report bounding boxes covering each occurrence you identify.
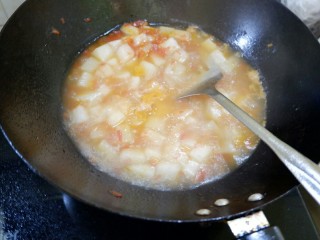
[179,72,320,205]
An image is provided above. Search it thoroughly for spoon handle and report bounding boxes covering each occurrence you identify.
[211,90,320,205]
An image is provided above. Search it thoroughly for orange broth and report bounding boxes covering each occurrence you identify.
[63,21,266,190]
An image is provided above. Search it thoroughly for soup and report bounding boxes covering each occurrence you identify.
[62,21,266,190]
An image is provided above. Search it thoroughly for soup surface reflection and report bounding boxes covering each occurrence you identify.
[63,21,266,190]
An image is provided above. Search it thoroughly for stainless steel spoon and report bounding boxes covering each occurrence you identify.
[179,72,320,205]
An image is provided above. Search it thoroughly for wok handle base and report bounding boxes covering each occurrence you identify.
[238,226,284,240]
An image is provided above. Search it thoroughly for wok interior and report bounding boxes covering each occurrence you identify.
[0,0,320,221]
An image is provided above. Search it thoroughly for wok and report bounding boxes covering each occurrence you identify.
[1,0,320,227]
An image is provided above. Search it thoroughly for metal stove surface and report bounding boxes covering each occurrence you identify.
[0,132,319,240]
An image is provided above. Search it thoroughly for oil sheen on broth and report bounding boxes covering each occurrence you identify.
[63,21,266,190]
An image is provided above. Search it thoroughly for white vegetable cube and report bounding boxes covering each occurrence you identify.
[116,124,135,144]
[144,117,166,131]
[122,130,134,144]
[145,148,162,160]
[150,54,165,66]
[88,106,103,121]
[116,43,135,63]
[130,76,141,89]
[220,141,236,153]
[164,63,186,85]
[78,85,110,102]
[133,33,148,46]
[144,129,166,145]
[127,164,155,179]
[201,38,218,51]
[189,146,212,162]
[160,37,181,50]
[105,108,125,126]
[96,64,114,78]
[92,44,114,62]
[90,127,105,139]
[108,39,122,49]
[173,62,186,75]
[77,72,93,87]
[200,63,221,81]
[98,140,114,152]
[248,70,259,81]
[141,61,157,80]
[116,97,132,113]
[120,148,147,163]
[159,27,191,41]
[121,25,139,36]
[107,58,120,71]
[227,55,241,70]
[209,50,226,65]
[117,71,131,80]
[155,162,181,182]
[181,138,197,148]
[97,140,118,159]
[98,84,111,95]
[207,102,223,118]
[207,50,233,74]
[77,92,102,102]
[159,26,176,34]
[173,49,188,63]
[183,161,200,179]
[81,57,100,72]
[70,105,88,124]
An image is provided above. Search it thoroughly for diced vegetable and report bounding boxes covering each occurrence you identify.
[165,62,186,77]
[107,58,119,66]
[140,61,157,80]
[77,72,93,87]
[159,26,191,41]
[70,105,88,124]
[172,49,188,63]
[155,162,181,182]
[189,146,213,162]
[104,108,125,126]
[120,148,147,163]
[90,127,104,139]
[160,37,181,50]
[116,43,135,63]
[77,92,102,102]
[201,38,218,51]
[92,44,114,62]
[207,102,223,118]
[207,50,233,74]
[144,148,162,161]
[144,117,166,131]
[96,64,114,78]
[183,161,200,179]
[144,129,166,145]
[121,25,139,36]
[98,140,118,159]
[133,33,149,45]
[150,54,165,66]
[116,124,135,144]
[81,57,100,72]
[127,164,155,179]
[130,76,141,89]
[108,39,122,49]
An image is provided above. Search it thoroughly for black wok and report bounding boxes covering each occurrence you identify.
[1,0,320,224]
